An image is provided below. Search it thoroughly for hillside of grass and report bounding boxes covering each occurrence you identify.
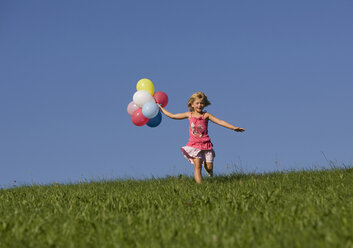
[1,168,353,248]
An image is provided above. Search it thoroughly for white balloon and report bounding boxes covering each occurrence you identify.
[133,90,154,107]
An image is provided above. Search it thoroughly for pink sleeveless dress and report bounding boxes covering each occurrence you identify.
[180,112,215,164]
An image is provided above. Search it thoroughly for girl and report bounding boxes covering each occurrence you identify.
[159,91,245,184]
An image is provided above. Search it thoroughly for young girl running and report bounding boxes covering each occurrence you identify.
[159,91,245,184]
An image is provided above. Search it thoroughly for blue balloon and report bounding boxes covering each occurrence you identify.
[142,101,159,119]
[147,112,162,128]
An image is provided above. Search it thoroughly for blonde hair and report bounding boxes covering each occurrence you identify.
[187,91,211,111]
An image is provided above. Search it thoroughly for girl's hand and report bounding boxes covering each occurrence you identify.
[234,127,245,132]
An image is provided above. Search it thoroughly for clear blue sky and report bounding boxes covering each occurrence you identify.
[1,0,353,187]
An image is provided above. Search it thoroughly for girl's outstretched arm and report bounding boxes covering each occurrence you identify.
[207,113,245,132]
[159,106,189,120]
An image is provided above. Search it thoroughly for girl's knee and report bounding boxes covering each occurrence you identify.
[193,159,202,169]
[194,164,202,169]
[206,162,213,169]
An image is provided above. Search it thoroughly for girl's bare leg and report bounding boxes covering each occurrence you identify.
[193,158,202,183]
[205,162,213,176]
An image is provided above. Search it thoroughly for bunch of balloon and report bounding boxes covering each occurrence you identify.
[127,78,168,128]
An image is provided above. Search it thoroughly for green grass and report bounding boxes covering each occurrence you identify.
[1,168,353,247]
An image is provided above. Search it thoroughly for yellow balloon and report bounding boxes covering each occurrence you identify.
[136,78,155,96]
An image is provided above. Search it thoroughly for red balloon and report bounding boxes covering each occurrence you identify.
[153,91,168,107]
[131,108,149,126]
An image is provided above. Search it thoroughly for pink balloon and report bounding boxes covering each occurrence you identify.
[131,108,149,126]
[153,91,168,107]
[127,101,139,115]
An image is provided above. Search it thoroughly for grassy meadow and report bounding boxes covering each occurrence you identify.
[1,168,353,247]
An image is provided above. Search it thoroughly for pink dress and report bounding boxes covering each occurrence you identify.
[180,112,215,164]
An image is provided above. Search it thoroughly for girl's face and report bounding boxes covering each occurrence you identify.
[192,98,205,113]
